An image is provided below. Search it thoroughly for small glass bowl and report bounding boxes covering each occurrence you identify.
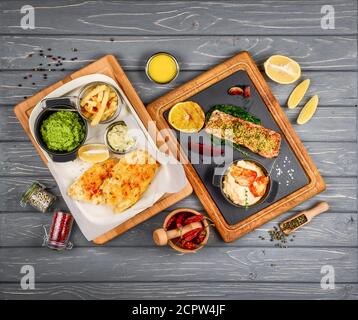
[77,81,122,124]
[104,120,137,154]
[145,52,180,85]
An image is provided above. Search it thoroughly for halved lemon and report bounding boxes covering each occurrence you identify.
[264,55,301,84]
[288,79,310,109]
[168,101,205,133]
[78,144,110,163]
[297,95,319,125]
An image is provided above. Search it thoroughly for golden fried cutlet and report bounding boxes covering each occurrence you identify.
[67,158,118,204]
[101,149,160,213]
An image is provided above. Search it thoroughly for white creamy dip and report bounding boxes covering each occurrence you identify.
[222,160,267,206]
[107,123,136,153]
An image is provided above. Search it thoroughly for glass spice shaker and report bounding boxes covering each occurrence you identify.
[20,181,56,213]
[43,210,74,251]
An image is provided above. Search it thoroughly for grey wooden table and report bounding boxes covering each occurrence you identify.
[0,0,357,300]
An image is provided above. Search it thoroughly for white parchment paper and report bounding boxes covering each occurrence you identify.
[29,74,188,240]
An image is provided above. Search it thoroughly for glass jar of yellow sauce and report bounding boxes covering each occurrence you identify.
[145,52,179,84]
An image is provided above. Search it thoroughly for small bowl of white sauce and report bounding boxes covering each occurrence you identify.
[104,120,137,154]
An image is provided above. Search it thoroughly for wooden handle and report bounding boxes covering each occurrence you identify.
[303,201,329,220]
[280,201,330,235]
[153,222,203,246]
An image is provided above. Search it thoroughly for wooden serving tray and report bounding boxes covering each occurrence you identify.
[147,51,325,243]
[13,54,192,245]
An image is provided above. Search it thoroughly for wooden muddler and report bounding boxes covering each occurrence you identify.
[153,222,203,246]
[279,201,329,235]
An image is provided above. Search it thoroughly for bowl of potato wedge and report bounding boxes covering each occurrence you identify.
[77,82,122,126]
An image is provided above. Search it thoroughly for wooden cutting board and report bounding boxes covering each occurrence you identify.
[13,54,193,245]
[147,51,326,243]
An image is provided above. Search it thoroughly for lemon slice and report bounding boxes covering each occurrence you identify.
[78,144,110,163]
[264,55,301,84]
[297,95,319,125]
[168,101,205,133]
[288,79,310,109]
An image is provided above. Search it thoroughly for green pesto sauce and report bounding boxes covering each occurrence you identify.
[40,111,85,152]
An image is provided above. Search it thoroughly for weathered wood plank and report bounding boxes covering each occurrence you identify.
[0,177,355,213]
[1,71,356,107]
[0,1,356,35]
[0,211,356,248]
[1,282,357,300]
[0,247,356,282]
[1,104,356,142]
[0,35,357,70]
[0,142,355,176]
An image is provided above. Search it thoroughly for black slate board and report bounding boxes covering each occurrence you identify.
[165,70,309,225]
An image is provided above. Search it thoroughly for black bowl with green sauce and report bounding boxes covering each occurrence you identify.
[34,97,88,162]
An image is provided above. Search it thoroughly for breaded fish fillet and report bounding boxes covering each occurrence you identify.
[67,158,118,204]
[205,110,281,158]
[101,149,160,213]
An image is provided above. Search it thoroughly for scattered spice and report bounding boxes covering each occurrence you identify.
[264,226,295,248]
[19,48,79,87]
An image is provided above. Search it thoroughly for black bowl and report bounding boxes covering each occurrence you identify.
[34,97,88,162]
[212,158,272,208]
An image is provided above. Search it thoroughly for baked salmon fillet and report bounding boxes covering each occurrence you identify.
[67,158,118,204]
[205,110,281,158]
[100,149,160,213]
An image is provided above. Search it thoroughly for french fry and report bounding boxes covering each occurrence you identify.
[81,109,92,119]
[97,90,104,102]
[91,88,110,126]
[81,84,106,106]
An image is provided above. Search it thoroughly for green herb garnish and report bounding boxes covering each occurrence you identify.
[205,104,261,125]
[244,189,249,210]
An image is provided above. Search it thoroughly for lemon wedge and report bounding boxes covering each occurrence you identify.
[168,101,205,133]
[297,95,319,125]
[264,55,301,84]
[78,144,110,163]
[288,79,310,109]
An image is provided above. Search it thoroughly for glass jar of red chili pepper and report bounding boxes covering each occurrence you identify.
[44,210,74,250]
